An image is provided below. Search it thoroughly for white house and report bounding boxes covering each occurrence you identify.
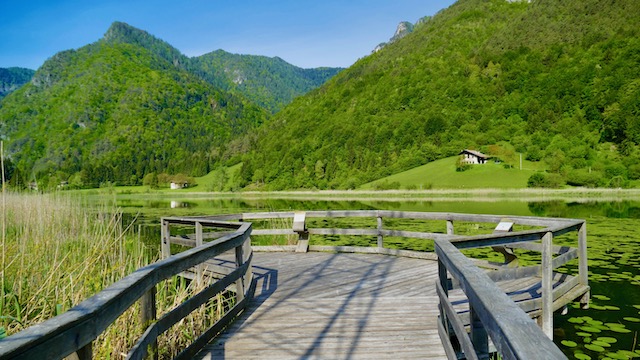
[170,182,189,190]
[459,149,490,164]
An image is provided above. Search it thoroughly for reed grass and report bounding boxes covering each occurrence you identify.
[0,192,229,358]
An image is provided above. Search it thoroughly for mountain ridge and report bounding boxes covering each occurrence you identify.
[236,0,640,190]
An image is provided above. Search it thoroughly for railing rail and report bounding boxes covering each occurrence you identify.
[0,219,253,360]
[0,210,588,360]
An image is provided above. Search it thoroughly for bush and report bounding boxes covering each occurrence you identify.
[455,157,472,172]
[527,172,564,188]
[373,180,402,190]
[566,169,603,187]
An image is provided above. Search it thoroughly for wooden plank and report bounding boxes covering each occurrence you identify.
[436,281,478,360]
[541,232,553,339]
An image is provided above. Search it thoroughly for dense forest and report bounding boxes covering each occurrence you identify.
[0,22,340,189]
[103,22,342,113]
[0,67,34,99]
[236,0,640,190]
[0,26,268,189]
[190,50,342,113]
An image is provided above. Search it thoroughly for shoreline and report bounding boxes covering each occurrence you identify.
[108,187,640,202]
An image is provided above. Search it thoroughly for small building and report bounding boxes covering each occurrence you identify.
[459,149,490,164]
[170,182,189,190]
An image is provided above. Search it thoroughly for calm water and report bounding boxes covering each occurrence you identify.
[116,196,640,359]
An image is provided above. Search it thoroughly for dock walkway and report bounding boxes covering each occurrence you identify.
[196,251,567,359]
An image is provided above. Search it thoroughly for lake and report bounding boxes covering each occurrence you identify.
[115,195,640,359]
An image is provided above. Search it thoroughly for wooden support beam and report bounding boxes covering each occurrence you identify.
[161,219,171,259]
[541,231,554,339]
[377,216,383,248]
[140,287,158,360]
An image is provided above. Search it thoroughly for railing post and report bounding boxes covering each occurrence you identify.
[578,222,590,309]
[195,221,204,285]
[470,305,489,358]
[377,216,383,248]
[161,219,171,259]
[446,220,454,235]
[140,286,158,360]
[541,231,553,339]
[76,342,92,360]
[293,212,309,252]
[235,244,245,302]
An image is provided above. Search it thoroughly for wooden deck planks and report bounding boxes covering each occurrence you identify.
[197,252,446,359]
[195,251,575,359]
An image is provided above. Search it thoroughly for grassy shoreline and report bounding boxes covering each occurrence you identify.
[101,187,640,203]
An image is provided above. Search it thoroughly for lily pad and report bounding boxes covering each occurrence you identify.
[609,327,631,333]
[597,337,617,344]
[579,326,602,333]
[574,353,591,360]
[623,317,640,322]
[585,344,606,352]
[577,332,592,337]
[592,294,611,301]
[561,340,577,347]
[568,317,585,324]
[591,340,611,348]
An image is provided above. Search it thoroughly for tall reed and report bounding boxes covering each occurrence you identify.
[1,192,234,358]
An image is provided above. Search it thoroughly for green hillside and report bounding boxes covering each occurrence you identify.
[104,22,342,113]
[362,156,538,190]
[0,22,342,190]
[0,30,267,189]
[190,50,342,113]
[0,67,34,99]
[237,0,640,190]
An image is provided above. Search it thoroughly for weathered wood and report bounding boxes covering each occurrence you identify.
[377,216,384,248]
[435,239,566,360]
[161,219,171,258]
[128,254,253,360]
[541,231,554,339]
[175,279,256,360]
[139,287,157,360]
[578,222,590,308]
[446,220,454,235]
[470,304,488,358]
[0,222,251,360]
[436,281,478,360]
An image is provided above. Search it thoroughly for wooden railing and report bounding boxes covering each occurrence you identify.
[0,210,588,360]
[0,219,254,360]
[203,210,588,360]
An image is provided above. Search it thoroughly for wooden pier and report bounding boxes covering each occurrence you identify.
[0,210,590,360]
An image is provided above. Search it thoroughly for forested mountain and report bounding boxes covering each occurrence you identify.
[0,26,268,189]
[190,50,342,112]
[0,67,34,99]
[0,22,341,189]
[237,0,640,190]
[104,22,342,113]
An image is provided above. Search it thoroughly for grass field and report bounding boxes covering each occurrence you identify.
[361,156,544,190]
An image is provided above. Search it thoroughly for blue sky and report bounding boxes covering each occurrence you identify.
[0,0,456,70]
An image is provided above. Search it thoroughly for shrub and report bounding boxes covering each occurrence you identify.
[455,157,472,172]
[527,172,564,188]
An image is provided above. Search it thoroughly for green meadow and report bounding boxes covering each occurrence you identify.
[361,156,544,190]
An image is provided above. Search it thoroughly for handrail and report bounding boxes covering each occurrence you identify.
[0,220,253,360]
[0,210,588,360]
[435,239,567,360]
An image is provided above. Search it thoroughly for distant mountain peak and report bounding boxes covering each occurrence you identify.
[102,21,185,66]
[374,18,426,53]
